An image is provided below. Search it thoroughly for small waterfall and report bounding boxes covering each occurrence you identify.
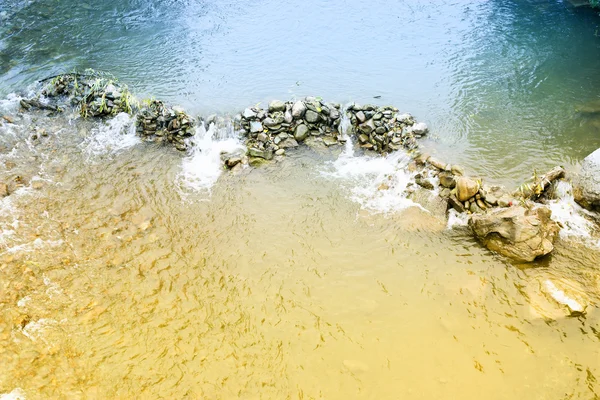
[178,117,245,194]
[82,112,140,157]
[547,181,598,243]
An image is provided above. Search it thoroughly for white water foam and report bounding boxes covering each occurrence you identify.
[178,120,245,195]
[0,389,26,400]
[322,118,417,214]
[82,112,140,157]
[446,208,469,229]
[546,181,599,246]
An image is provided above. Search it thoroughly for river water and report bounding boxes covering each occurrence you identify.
[1,0,600,399]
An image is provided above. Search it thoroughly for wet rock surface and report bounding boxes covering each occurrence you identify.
[469,205,560,262]
[574,148,600,211]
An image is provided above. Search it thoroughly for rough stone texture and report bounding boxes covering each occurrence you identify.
[294,124,309,141]
[268,100,286,112]
[438,171,455,189]
[469,205,560,262]
[291,101,306,119]
[574,148,600,211]
[411,122,428,135]
[248,147,273,160]
[0,183,8,197]
[456,177,479,202]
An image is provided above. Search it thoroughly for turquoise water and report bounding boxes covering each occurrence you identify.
[1,0,600,180]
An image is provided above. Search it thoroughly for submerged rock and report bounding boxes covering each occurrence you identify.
[574,148,600,211]
[469,205,560,262]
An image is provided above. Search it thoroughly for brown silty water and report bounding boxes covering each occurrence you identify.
[0,105,598,399]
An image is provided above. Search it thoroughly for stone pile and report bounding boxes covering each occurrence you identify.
[235,98,429,160]
[345,104,425,153]
[135,100,195,151]
[236,98,344,160]
[41,73,136,118]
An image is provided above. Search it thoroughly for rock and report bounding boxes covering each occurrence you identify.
[397,113,415,124]
[225,157,242,168]
[355,111,366,123]
[0,183,8,197]
[2,115,14,124]
[408,188,448,220]
[573,148,600,210]
[485,193,498,206]
[284,111,293,123]
[275,149,285,156]
[257,132,268,142]
[269,100,286,112]
[358,134,370,144]
[248,147,274,160]
[451,165,465,176]
[438,172,456,189]
[427,157,447,171]
[415,175,435,190]
[305,110,319,123]
[358,119,376,134]
[294,124,309,141]
[292,101,306,119]
[497,194,514,208]
[448,194,466,213]
[279,138,299,149]
[250,121,263,133]
[322,137,338,146]
[456,177,479,202]
[411,122,428,135]
[469,205,560,262]
[330,108,340,120]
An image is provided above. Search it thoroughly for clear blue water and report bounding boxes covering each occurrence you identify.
[1,0,600,182]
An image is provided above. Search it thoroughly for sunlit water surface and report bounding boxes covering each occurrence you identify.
[1,0,600,398]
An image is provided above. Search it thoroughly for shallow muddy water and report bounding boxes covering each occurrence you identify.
[1,0,600,399]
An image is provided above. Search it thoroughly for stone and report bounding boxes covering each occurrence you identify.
[294,124,309,141]
[469,205,560,262]
[284,111,293,123]
[248,147,274,160]
[225,157,242,168]
[257,133,268,142]
[448,194,466,213]
[305,110,319,123]
[456,177,479,202]
[415,175,435,190]
[358,134,370,144]
[269,100,286,112]
[275,149,285,156]
[573,148,600,210]
[375,126,387,135]
[0,183,8,197]
[330,108,340,119]
[427,157,447,171]
[469,202,483,214]
[292,101,306,119]
[358,119,376,134]
[497,194,514,208]
[250,121,263,133]
[485,193,498,206]
[438,172,456,189]
[411,122,428,135]
[322,137,338,146]
[408,188,448,220]
[279,138,299,149]
[355,111,366,123]
[451,165,465,176]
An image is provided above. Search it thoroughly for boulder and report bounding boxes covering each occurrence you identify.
[468,205,560,262]
[291,101,306,119]
[269,100,286,112]
[438,172,456,189]
[411,122,428,135]
[456,177,479,202]
[358,119,376,134]
[294,124,309,141]
[573,148,600,211]
[279,138,299,149]
[305,110,319,123]
[248,147,273,160]
[250,121,263,133]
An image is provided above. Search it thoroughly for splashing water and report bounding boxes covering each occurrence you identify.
[82,112,140,157]
[178,119,245,195]
[547,181,599,246]
[323,137,416,214]
[0,389,26,400]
